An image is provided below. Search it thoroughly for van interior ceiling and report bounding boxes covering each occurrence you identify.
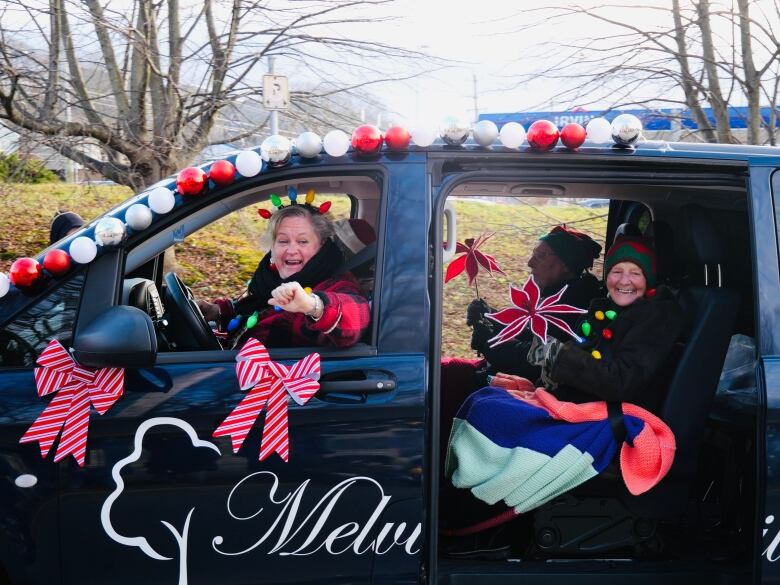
[437,175,756,584]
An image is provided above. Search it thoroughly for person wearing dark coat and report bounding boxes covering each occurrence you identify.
[467,225,603,379]
[499,235,683,414]
[439,226,603,488]
[440,236,684,556]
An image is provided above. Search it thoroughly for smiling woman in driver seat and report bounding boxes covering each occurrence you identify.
[197,203,370,348]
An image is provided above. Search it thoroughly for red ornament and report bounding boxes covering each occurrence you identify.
[385,126,411,150]
[318,201,332,214]
[351,125,383,155]
[9,257,43,288]
[645,288,657,298]
[257,208,272,219]
[560,123,587,149]
[209,160,236,186]
[527,120,560,151]
[602,328,613,340]
[43,249,71,277]
[176,167,208,196]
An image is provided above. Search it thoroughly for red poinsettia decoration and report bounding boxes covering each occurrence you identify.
[486,275,587,347]
[445,232,505,287]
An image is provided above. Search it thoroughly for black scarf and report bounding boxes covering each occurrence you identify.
[234,238,344,316]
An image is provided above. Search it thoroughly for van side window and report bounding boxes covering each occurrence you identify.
[140,184,379,353]
[441,194,607,358]
[0,275,85,367]
[173,194,354,303]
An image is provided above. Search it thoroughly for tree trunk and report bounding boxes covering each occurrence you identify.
[697,0,733,143]
[671,0,718,143]
[736,0,761,144]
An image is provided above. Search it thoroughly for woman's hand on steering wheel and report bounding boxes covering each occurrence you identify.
[196,299,220,322]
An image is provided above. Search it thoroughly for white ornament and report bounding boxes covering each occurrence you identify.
[295,132,323,158]
[499,122,526,148]
[411,125,437,147]
[611,113,643,146]
[147,187,176,214]
[472,120,499,147]
[585,117,612,143]
[0,272,9,298]
[70,236,98,264]
[235,150,263,177]
[125,204,153,231]
[94,217,126,247]
[323,130,350,157]
[439,115,470,146]
[260,135,292,167]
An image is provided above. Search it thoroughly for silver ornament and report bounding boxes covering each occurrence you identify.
[94,217,126,247]
[260,135,292,167]
[472,120,499,147]
[295,132,322,158]
[611,114,643,146]
[125,204,153,231]
[439,115,470,146]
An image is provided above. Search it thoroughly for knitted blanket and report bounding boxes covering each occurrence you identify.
[445,386,675,516]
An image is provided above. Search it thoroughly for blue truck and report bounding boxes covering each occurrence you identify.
[0,135,778,584]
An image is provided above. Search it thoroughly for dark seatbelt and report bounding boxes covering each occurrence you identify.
[607,401,627,446]
[336,241,377,276]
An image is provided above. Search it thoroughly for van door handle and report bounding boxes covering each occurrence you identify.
[318,371,396,395]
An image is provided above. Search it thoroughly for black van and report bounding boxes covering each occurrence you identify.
[0,135,777,584]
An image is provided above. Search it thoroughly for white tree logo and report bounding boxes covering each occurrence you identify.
[100,417,221,585]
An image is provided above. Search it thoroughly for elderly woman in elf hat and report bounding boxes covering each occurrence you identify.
[468,225,603,379]
[493,235,683,413]
[197,202,370,349]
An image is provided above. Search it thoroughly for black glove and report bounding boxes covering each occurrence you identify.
[467,299,499,354]
[466,298,493,327]
[527,337,563,390]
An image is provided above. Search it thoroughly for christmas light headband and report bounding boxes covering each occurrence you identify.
[257,187,332,219]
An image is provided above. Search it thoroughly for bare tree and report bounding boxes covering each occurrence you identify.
[501,1,780,145]
[0,0,431,189]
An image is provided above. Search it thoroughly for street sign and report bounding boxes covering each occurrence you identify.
[262,75,290,110]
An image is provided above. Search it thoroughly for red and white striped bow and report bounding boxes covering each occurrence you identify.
[19,339,124,466]
[213,339,320,462]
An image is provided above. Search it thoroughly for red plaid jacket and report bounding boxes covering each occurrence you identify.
[217,273,370,348]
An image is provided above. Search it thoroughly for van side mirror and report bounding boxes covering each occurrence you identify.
[72,306,157,368]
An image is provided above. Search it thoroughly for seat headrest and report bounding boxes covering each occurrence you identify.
[643,219,679,286]
[681,205,723,265]
[613,222,642,243]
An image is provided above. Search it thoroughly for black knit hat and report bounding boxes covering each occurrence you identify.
[539,225,602,275]
[50,211,84,244]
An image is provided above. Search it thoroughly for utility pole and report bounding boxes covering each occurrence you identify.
[263,57,289,135]
[472,72,479,123]
[269,57,279,135]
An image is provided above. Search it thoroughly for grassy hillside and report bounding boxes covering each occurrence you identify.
[0,184,607,357]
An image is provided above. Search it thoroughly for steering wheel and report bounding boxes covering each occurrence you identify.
[0,330,39,366]
[164,272,221,350]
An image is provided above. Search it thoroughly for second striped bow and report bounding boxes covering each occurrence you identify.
[19,339,124,466]
[213,338,320,462]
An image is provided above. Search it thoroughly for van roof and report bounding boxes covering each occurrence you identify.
[415,139,780,161]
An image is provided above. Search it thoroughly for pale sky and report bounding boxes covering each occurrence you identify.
[370,0,674,125]
[341,0,765,127]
